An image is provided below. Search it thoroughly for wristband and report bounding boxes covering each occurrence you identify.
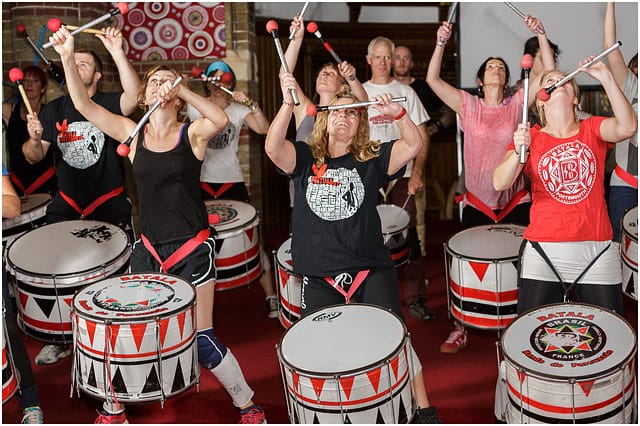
[436,41,444,47]
[282,100,294,107]
[393,108,407,121]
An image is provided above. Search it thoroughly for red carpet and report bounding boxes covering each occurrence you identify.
[3,217,637,424]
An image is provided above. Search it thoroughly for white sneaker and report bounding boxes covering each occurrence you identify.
[21,406,43,424]
[266,296,279,319]
[34,344,72,365]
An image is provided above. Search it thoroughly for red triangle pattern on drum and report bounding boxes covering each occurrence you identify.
[19,293,29,313]
[367,367,382,393]
[390,354,400,379]
[85,319,97,347]
[158,317,170,347]
[177,312,186,339]
[245,228,254,242]
[516,370,526,384]
[130,323,148,352]
[291,371,300,392]
[339,375,355,400]
[108,324,121,350]
[624,235,631,252]
[310,377,326,399]
[278,269,289,289]
[63,298,73,308]
[469,262,490,282]
[578,380,595,397]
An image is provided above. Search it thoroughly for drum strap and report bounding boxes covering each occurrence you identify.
[378,180,398,204]
[10,165,55,195]
[614,164,638,189]
[141,228,211,273]
[324,269,370,303]
[464,189,528,223]
[529,241,612,302]
[59,186,124,218]
[201,182,234,199]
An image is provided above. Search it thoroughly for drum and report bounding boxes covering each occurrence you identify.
[444,224,524,330]
[2,316,18,405]
[274,238,302,329]
[277,304,415,424]
[5,220,131,343]
[376,204,410,267]
[500,303,637,423]
[71,273,198,403]
[2,193,51,247]
[621,207,637,300]
[205,199,263,291]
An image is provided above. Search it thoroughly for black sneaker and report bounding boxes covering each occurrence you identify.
[413,406,441,424]
[408,302,436,321]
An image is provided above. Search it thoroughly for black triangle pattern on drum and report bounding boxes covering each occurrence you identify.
[313,412,320,424]
[398,396,408,423]
[375,409,385,423]
[171,358,186,393]
[214,239,224,255]
[33,297,56,319]
[112,367,128,394]
[625,273,635,298]
[143,365,161,393]
[511,260,519,272]
[87,362,97,388]
[190,350,197,384]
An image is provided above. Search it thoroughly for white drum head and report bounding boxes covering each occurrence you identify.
[279,304,405,374]
[206,199,258,235]
[501,303,637,380]
[2,193,51,230]
[6,220,129,279]
[72,273,195,322]
[447,224,525,261]
[376,204,410,235]
[622,206,637,242]
[276,238,293,272]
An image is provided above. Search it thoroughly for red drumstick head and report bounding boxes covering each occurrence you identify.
[306,103,318,117]
[266,20,279,33]
[116,143,130,157]
[521,54,534,70]
[306,21,318,33]
[116,2,129,15]
[16,24,27,35]
[9,67,24,83]
[191,65,203,78]
[537,88,551,101]
[220,72,233,84]
[47,18,63,32]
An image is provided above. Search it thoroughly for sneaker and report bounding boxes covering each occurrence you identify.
[266,296,279,319]
[408,302,436,321]
[240,405,267,424]
[440,329,467,353]
[413,406,441,424]
[21,407,43,424]
[34,344,72,365]
[94,409,128,424]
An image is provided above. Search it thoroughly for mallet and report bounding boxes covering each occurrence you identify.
[16,24,65,84]
[306,96,407,116]
[266,20,300,105]
[306,22,342,64]
[47,18,106,36]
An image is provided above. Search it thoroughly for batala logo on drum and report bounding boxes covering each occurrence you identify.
[71,224,116,244]
[92,281,176,312]
[206,204,238,223]
[312,311,342,322]
[529,311,606,363]
[487,225,523,237]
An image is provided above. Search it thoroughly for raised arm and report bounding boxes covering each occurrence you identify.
[283,15,304,74]
[231,90,269,135]
[96,26,141,115]
[265,72,298,174]
[338,61,368,102]
[604,2,628,87]
[493,123,528,190]
[183,85,229,156]
[524,15,555,106]
[377,94,422,176]
[426,21,463,115]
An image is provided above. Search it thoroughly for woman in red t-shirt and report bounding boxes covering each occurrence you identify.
[493,58,637,314]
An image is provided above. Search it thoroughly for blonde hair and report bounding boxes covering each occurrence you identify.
[535,69,581,127]
[137,65,187,120]
[308,93,380,167]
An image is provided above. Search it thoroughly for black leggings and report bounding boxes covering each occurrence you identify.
[517,278,624,315]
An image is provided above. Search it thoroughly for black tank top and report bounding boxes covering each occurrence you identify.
[132,122,208,244]
[6,101,57,194]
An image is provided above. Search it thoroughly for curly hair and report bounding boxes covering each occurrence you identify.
[308,93,380,167]
[137,65,186,121]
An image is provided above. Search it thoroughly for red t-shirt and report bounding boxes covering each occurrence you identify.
[509,116,612,242]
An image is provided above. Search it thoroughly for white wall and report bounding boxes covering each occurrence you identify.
[458,2,638,88]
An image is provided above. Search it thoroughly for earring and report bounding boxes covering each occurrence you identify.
[476,84,484,98]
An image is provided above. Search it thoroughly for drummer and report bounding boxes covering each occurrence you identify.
[493,58,636,314]
[266,72,441,423]
[2,164,44,423]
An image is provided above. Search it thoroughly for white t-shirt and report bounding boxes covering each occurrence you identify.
[187,102,249,183]
[362,79,429,177]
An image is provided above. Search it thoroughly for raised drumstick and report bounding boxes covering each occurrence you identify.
[289,2,310,40]
[266,20,300,105]
[306,96,407,116]
[16,24,65,83]
[519,54,533,164]
[190,66,234,96]
[47,18,106,35]
[504,2,545,34]
[306,22,342,64]
[9,68,34,115]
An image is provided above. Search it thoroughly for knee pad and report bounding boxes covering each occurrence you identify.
[197,328,228,369]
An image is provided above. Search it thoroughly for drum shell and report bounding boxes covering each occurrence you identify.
[274,238,302,329]
[2,193,51,247]
[621,206,637,301]
[445,224,524,330]
[2,319,18,405]
[500,303,637,423]
[206,200,263,291]
[277,304,415,424]
[376,204,410,267]
[71,273,198,403]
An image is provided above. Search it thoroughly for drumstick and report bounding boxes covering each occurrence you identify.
[504,2,545,34]
[8,68,34,115]
[190,66,234,96]
[266,20,300,105]
[446,2,459,23]
[537,41,622,101]
[116,76,183,157]
[47,18,106,36]
[400,194,412,211]
[42,2,128,49]
[306,22,342,64]
[289,2,309,40]
[16,24,65,84]
[519,54,533,164]
[306,96,406,116]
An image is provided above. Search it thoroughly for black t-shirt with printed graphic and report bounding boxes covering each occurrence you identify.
[289,140,405,276]
[39,92,125,207]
